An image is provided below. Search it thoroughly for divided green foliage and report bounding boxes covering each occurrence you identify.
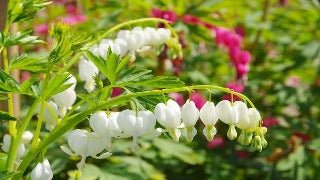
[86,48,120,83]
[7,0,50,23]
[49,23,89,65]
[0,111,16,121]
[0,31,44,47]
[116,66,184,88]
[9,54,46,72]
[45,73,72,98]
[0,69,20,93]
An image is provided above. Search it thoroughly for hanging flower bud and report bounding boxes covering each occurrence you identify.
[200,101,218,141]
[1,134,26,159]
[52,88,76,117]
[21,131,33,144]
[31,159,53,180]
[117,110,156,151]
[60,129,111,169]
[154,100,182,141]
[216,100,240,140]
[181,100,199,142]
[78,56,99,92]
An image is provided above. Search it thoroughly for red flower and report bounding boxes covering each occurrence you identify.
[236,150,250,159]
[182,15,202,25]
[262,117,279,127]
[151,8,177,24]
[110,87,123,98]
[207,137,225,149]
[292,131,311,142]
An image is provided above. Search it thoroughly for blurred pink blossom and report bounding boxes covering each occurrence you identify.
[190,92,206,110]
[169,93,185,106]
[285,75,300,88]
[223,82,244,101]
[236,150,250,159]
[262,117,279,127]
[20,71,31,83]
[207,137,225,149]
[61,14,86,25]
[151,8,177,24]
[293,131,311,142]
[110,88,123,98]
[182,15,202,25]
[316,78,320,87]
[239,51,251,64]
[34,24,49,35]
[66,4,77,15]
[234,25,246,37]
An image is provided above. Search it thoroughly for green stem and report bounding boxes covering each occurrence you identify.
[59,18,174,73]
[14,85,256,179]
[5,99,40,171]
[31,72,50,149]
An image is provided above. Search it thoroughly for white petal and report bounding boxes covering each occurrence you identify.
[200,101,218,126]
[21,131,33,144]
[181,100,199,126]
[216,100,234,124]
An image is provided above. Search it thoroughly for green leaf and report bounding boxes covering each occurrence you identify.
[86,49,120,83]
[45,73,72,98]
[0,69,20,93]
[116,56,130,74]
[153,138,205,165]
[0,170,19,179]
[136,76,184,88]
[9,54,46,72]
[116,67,152,85]
[3,31,44,47]
[0,111,16,121]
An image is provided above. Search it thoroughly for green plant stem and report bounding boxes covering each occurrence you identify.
[31,72,50,149]
[13,85,256,179]
[5,99,40,171]
[59,18,174,74]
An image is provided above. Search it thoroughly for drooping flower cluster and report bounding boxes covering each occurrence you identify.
[61,98,266,169]
[78,27,174,93]
[1,131,33,161]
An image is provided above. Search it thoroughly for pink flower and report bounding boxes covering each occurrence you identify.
[234,25,246,37]
[151,8,177,24]
[316,78,320,87]
[66,4,77,15]
[20,71,31,83]
[262,117,279,127]
[236,150,250,159]
[229,46,241,63]
[169,93,185,106]
[182,15,202,25]
[226,82,244,93]
[61,14,86,26]
[292,131,311,142]
[223,82,244,101]
[34,24,49,35]
[239,51,251,64]
[236,63,249,78]
[190,92,206,110]
[285,75,300,88]
[171,58,184,76]
[111,87,123,98]
[207,137,225,149]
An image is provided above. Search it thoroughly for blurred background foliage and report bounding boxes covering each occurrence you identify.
[3,0,320,179]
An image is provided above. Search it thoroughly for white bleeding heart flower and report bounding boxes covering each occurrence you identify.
[21,131,33,144]
[117,110,156,151]
[154,100,182,142]
[200,101,218,141]
[89,111,128,151]
[236,107,261,130]
[78,56,99,92]
[52,88,76,117]
[114,38,128,57]
[157,28,171,44]
[144,27,161,45]
[41,101,60,131]
[31,159,53,180]
[181,100,199,142]
[60,129,111,169]
[64,73,77,90]
[1,134,25,159]
[216,100,241,140]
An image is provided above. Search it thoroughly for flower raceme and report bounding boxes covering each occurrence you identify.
[60,99,266,169]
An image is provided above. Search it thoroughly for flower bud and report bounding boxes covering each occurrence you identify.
[52,88,76,116]
[227,125,238,140]
[31,159,53,180]
[21,131,33,144]
[1,134,26,159]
